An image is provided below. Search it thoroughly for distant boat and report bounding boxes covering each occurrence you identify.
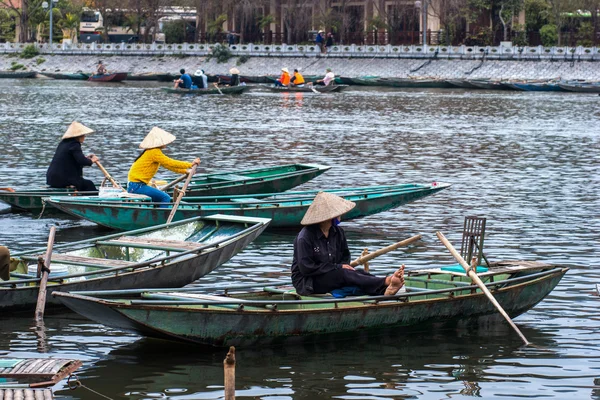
[266,85,347,93]
[126,72,173,81]
[446,79,480,89]
[0,214,270,312]
[0,71,36,79]
[469,80,512,90]
[54,261,568,347]
[88,72,128,82]
[44,183,450,230]
[39,72,89,80]
[505,81,563,92]
[162,85,250,95]
[558,82,600,93]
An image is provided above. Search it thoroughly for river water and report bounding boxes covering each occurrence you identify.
[0,80,599,399]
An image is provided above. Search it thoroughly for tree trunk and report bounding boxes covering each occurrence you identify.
[499,3,507,42]
[19,2,27,43]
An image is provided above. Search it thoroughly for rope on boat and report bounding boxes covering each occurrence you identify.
[68,374,115,400]
[37,199,47,219]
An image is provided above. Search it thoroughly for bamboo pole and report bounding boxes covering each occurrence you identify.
[360,248,370,273]
[350,234,421,267]
[94,161,126,191]
[34,226,57,321]
[224,346,235,400]
[166,164,197,225]
[160,174,188,191]
[436,231,530,346]
[214,82,224,95]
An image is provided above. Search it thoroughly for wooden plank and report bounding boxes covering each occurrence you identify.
[101,236,204,251]
[12,360,31,374]
[39,360,59,374]
[23,389,33,400]
[44,254,135,269]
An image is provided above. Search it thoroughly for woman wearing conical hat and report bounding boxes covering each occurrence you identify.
[46,121,100,192]
[127,127,200,204]
[291,192,405,297]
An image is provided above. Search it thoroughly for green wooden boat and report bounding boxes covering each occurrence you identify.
[39,72,90,80]
[0,71,36,79]
[44,183,450,230]
[0,214,270,312]
[53,261,568,347]
[266,85,348,93]
[126,72,172,81]
[0,163,330,212]
[162,86,250,95]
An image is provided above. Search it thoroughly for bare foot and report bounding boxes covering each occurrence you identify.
[384,265,405,296]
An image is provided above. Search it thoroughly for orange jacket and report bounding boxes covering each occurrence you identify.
[292,72,305,85]
[279,72,291,85]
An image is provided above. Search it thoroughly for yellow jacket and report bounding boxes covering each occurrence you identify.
[128,148,192,184]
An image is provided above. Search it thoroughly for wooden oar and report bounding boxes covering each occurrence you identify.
[350,234,421,267]
[35,225,56,321]
[94,161,126,192]
[0,187,15,192]
[213,83,224,95]
[436,231,530,346]
[160,174,189,191]
[166,164,197,224]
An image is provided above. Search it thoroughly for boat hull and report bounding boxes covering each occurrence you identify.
[0,215,269,312]
[88,72,128,82]
[266,85,347,93]
[46,183,450,230]
[558,83,600,93]
[40,72,89,80]
[162,86,249,95]
[55,266,567,347]
[0,163,330,212]
[0,71,36,79]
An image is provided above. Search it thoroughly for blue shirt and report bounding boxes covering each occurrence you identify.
[180,73,192,89]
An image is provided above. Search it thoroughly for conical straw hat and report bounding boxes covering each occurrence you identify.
[301,192,356,226]
[281,67,289,73]
[229,67,240,74]
[62,121,94,139]
[0,246,10,281]
[139,127,176,149]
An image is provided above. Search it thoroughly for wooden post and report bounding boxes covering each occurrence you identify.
[350,234,421,267]
[436,231,530,346]
[94,161,126,191]
[224,346,236,400]
[166,164,197,224]
[35,226,57,321]
[361,248,370,273]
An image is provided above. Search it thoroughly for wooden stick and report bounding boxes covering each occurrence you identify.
[350,234,421,267]
[94,161,126,191]
[166,164,197,224]
[214,82,224,95]
[0,187,15,192]
[35,226,57,321]
[160,174,188,191]
[224,346,235,400]
[360,248,370,273]
[436,231,530,346]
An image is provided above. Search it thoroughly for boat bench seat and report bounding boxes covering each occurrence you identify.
[45,254,135,269]
[230,198,264,203]
[213,174,251,182]
[98,236,204,252]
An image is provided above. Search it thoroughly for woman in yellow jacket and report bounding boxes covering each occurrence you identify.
[127,127,200,204]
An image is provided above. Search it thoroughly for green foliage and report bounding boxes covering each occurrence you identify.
[577,22,593,47]
[258,14,275,30]
[206,44,232,63]
[237,55,250,66]
[367,15,387,31]
[10,61,25,71]
[20,44,39,59]
[163,20,186,44]
[0,9,16,42]
[207,14,227,41]
[35,57,46,65]
[540,24,558,46]
[463,27,493,46]
[512,26,529,46]
[524,0,550,31]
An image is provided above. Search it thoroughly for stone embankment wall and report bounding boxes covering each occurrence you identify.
[1,52,599,80]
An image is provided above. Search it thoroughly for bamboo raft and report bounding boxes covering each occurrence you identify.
[0,358,82,388]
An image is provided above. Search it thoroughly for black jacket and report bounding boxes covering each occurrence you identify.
[46,138,93,188]
[291,224,350,295]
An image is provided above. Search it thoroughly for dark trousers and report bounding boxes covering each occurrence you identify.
[312,268,386,296]
[50,177,96,192]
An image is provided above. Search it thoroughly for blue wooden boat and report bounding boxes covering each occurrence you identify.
[505,82,563,91]
[44,183,450,230]
[0,214,270,312]
[53,261,567,347]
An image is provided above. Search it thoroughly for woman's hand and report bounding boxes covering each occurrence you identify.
[90,155,99,163]
[341,264,355,271]
[192,157,201,166]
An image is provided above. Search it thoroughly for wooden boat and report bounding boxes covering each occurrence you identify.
[0,358,82,387]
[162,85,250,95]
[0,214,270,312]
[266,84,348,93]
[126,72,173,81]
[0,71,36,79]
[266,75,322,84]
[505,81,563,92]
[446,79,480,89]
[348,77,381,86]
[39,72,89,80]
[53,261,568,347]
[88,72,128,82]
[558,82,600,93]
[376,78,453,89]
[44,183,450,230]
[0,163,330,212]
[469,80,513,90]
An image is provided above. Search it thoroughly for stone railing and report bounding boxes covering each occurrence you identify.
[0,42,598,60]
